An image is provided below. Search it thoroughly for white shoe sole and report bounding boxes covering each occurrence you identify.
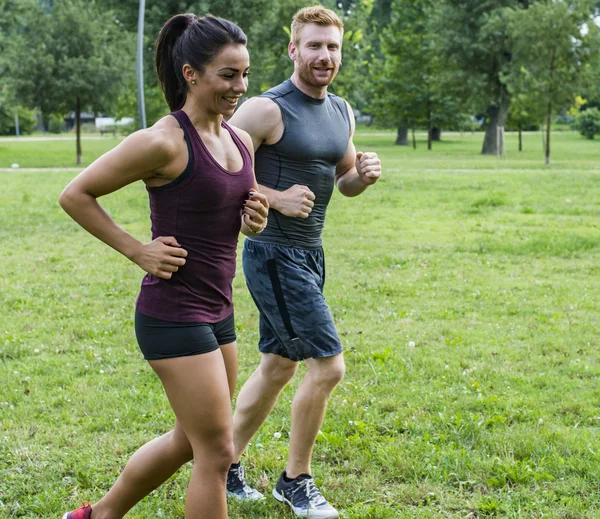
[226,489,265,502]
[272,488,340,519]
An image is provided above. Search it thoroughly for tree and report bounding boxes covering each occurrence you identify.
[504,0,600,164]
[0,0,41,135]
[368,0,462,148]
[8,0,132,164]
[435,0,532,155]
[506,91,542,151]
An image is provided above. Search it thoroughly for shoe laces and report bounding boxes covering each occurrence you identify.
[294,478,326,506]
[231,465,253,493]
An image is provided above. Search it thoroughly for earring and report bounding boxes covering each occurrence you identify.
[191,80,196,85]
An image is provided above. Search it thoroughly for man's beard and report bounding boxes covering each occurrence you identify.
[296,53,338,87]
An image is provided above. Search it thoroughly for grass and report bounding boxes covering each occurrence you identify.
[1,131,600,518]
[0,136,122,169]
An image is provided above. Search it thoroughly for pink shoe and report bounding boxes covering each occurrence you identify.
[62,502,92,519]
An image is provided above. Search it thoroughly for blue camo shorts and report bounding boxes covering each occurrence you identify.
[242,240,343,362]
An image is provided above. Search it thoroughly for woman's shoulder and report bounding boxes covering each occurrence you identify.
[132,115,185,159]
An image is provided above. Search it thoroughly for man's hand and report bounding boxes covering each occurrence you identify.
[275,184,315,219]
[131,236,187,280]
[356,151,382,186]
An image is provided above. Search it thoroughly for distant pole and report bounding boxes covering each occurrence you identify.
[137,0,147,129]
[14,112,20,137]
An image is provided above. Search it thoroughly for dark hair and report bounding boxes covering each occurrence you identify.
[155,13,247,112]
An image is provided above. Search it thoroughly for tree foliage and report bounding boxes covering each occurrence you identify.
[504,0,600,163]
[367,0,463,148]
[1,0,599,158]
[5,0,132,160]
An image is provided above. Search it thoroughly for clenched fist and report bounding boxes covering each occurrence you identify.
[356,151,382,185]
[276,184,315,219]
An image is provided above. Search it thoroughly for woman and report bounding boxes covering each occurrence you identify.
[60,13,268,519]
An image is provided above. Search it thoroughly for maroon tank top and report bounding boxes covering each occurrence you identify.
[136,110,254,322]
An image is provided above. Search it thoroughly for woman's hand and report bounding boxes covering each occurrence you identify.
[131,236,188,279]
[242,190,269,234]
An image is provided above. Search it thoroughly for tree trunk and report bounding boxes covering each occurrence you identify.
[481,96,510,155]
[429,127,441,141]
[518,120,522,152]
[427,103,432,150]
[412,127,416,149]
[76,96,82,165]
[395,125,408,145]
[545,100,552,165]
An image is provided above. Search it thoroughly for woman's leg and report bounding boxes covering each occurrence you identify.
[219,341,238,399]
[89,419,192,519]
[150,351,234,519]
[87,342,238,519]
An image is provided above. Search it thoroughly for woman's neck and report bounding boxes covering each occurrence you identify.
[180,100,223,134]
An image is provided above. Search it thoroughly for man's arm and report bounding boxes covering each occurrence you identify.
[335,101,382,197]
[230,97,316,219]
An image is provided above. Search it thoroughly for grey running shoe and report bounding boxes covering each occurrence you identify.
[226,463,265,501]
[272,472,339,518]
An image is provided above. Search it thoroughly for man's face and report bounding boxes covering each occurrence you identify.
[290,24,342,88]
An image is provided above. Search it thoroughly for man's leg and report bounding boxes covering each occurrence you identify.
[232,353,298,462]
[286,354,345,478]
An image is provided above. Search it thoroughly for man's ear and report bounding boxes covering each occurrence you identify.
[288,40,297,61]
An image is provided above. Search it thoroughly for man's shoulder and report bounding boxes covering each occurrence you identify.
[326,91,350,109]
[238,96,281,119]
[260,80,295,101]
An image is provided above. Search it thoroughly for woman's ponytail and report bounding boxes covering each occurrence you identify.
[154,13,197,112]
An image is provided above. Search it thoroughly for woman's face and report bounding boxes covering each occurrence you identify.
[187,44,250,117]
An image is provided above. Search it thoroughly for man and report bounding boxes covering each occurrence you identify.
[227,5,382,518]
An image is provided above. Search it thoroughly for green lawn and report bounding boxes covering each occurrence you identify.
[1,132,599,518]
[0,136,122,169]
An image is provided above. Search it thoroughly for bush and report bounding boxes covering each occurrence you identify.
[573,108,600,139]
[48,114,66,134]
[117,121,136,137]
[0,106,37,135]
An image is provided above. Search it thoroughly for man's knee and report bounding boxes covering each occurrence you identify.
[259,354,298,387]
[308,355,345,391]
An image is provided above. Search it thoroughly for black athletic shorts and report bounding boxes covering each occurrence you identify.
[134,310,236,360]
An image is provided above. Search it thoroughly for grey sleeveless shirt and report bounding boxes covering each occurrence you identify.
[248,79,351,249]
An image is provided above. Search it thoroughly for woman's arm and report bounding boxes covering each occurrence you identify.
[59,127,188,279]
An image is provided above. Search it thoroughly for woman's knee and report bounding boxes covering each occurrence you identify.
[166,425,193,461]
[193,436,235,473]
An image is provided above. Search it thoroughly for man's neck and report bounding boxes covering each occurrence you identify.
[290,73,328,99]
